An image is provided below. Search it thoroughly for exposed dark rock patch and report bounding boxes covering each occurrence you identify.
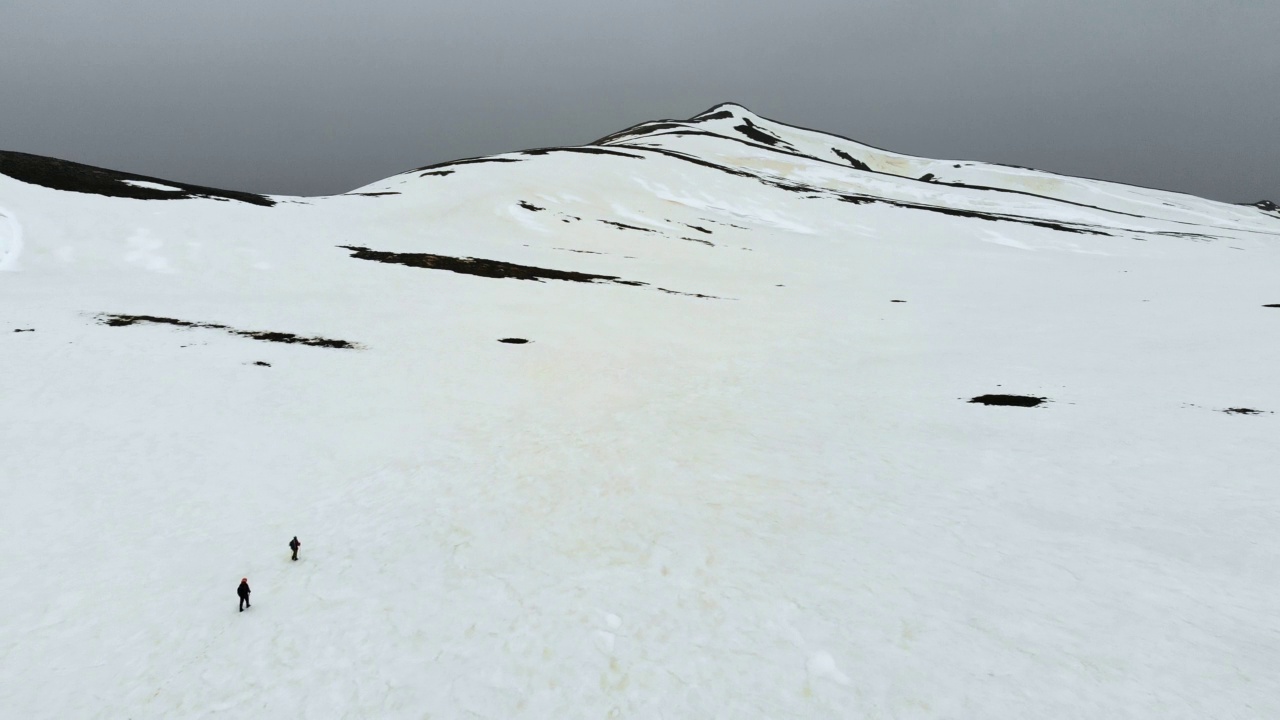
[890,300,906,303]
[681,237,714,247]
[340,245,644,285]
[553,247,603,255]
[0,150,275,206]
[498,338,530,344]
[1152,229,1218,240]
[341,246,721,299]
[831,149,872,171]
[702,219,750,231]
[415,157,523,175]
[617,129,715,144]
[733,118,793,149]
[100,315,182,328]
[13,328,34,332]
[592,122,689,145]
[1252,200,1278,213]
[420,170,455,177]
[1264,304,1280,308]
[832,194,877,207]
[762,179,824,196]
[685,224,713,234]
[969,394,1047,407]
[693,110,735,122]
[658,288,723,299]
[1223,407,1270,415]
[97,314,357,349]
[518,201,545,212]
[521,146,645,159]
[919,173,936,182]
[349,191,400,197]
[599,220,655,233]
[253,361,272,367]
[991,162,1039,172]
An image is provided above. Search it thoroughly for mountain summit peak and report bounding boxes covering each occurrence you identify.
[690,102,757,120]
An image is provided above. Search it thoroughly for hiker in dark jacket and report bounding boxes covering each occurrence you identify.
[238,578,251,611]
[289,536,301,561]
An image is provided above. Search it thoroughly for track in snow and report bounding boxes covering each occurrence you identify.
[0,205,21,271]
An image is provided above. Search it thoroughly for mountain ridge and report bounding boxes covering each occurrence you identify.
[2,103,1276,227]
[2,101,1279,719]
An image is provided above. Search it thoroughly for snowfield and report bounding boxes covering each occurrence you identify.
[1,104,1278,719]
[0,204,21,271]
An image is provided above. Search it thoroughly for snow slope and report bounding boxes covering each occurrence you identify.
[1,105,1279,719]
[0,203,21,271]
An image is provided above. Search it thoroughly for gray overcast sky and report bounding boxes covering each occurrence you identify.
[2,0,1277,200]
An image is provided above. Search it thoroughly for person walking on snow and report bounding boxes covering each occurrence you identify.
[238,578,251,612]
[289,536,301,561]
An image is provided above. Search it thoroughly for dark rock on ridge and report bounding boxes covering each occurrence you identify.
[0,151,274,206]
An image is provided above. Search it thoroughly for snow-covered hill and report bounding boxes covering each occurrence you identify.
[2,104,1278,719]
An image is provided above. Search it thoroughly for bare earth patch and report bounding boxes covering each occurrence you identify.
[0,150,274,206]
[969,394,1047,407]
[339,247,726,299]
[97,314,358,349]
[340,245,643,284]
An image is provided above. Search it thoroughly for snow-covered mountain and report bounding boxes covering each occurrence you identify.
[2,104,1278,719]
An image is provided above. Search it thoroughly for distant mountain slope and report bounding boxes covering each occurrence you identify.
[589,103,1280,233]
[0,150,274,206]
[1,106,1278,720]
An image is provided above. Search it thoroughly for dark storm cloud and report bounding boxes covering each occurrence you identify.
[1,0,1276,201]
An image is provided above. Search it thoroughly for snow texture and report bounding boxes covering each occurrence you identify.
[0,204,21,271]
[1,104,1279,719]
[122,179,184,192]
